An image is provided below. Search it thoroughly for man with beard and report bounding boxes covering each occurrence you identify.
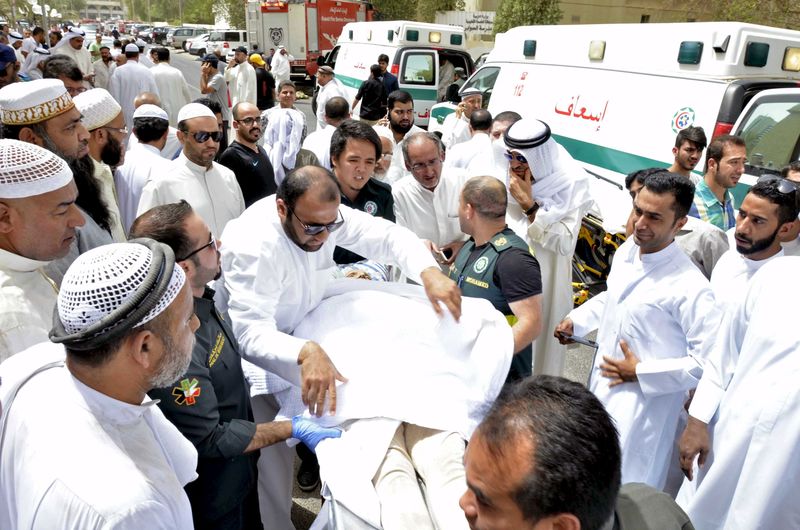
[379,90,423,182]
[138,103,245,238]
[51,27,94,87]
[688,135,745,230]
[151,47,192,127]
[73,88,128,241]
[780,162,800,256]
[271,45,292,85]
[0,45,18,89]
[0,240,200,528]
[668,126,707,186]
[0,140,84,362]
[130,201,341,530]
[108,43,160,131]
[219,102,276,207]
[91,45,114,90]
[224,47,257,109]
[555,171,720,491]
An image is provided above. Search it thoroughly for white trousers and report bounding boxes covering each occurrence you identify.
[372,423,469,530]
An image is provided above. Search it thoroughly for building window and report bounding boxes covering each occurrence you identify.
[641,14,650,23]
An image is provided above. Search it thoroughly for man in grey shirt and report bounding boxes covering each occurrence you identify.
[200,54,231,141]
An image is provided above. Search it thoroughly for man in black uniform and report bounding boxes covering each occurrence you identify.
[331,119,396,265]
[249,53,275,111]
[130,201,341,530]
[448,175,543,382]
[218,101,277,207]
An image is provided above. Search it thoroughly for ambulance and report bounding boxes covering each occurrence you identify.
[320,21,475,127]
[429,22,800,220]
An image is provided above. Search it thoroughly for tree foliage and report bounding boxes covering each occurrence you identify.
[371,0,417,22]
[213,0,245,29]
[416,0,464,23]
[493,0,561,35]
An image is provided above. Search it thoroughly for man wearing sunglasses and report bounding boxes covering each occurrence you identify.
[138,103,245,238]
[780,162,800,256]
[219,102,276,207]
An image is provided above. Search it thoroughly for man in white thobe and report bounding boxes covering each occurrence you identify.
[0,140,84,362]
[393,132,469,261]
[150,47,192,127]
[271,45,293,85]
[314,65,347,131]
[443,108,494,176]
[379,90,425,183]
[126,92,183,160]
[780,165,800,256]
[302,96,350,170]
[115,105,172,233]
[224,46,257,109]
[51,27,94,85]
[503,119,594,376]
[0,241,199,529]
[137,103,244,238]
[91,45,115,90]
[675,257,800,530]
[440,88,482,149]
[556,171,720,491]
[108,44,160,130]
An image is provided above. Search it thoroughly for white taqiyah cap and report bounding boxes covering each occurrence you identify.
[0,78,74,125]
[0,139,73,199]
[124,43,139,53]
[73,88,122,131]
[57,242,186,335]
[133,104,168,121]
[177,102,216,123]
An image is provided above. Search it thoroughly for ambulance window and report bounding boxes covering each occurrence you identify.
[326,46,340,69]
[400,52,435,85]
[738,100,800,173]
[463,66,500,108]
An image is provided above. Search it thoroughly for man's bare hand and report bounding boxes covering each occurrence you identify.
[600,339,640,387]
[439,240,465,266]
[420,267,462,322]
[679,416,710,481]
[297,341,347,417]
[553,318,575,344]
[508,168,534,211]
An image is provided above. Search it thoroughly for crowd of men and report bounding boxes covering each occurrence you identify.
[0,28,799,530]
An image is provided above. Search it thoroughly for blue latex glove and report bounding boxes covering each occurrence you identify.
[291,416,342,453]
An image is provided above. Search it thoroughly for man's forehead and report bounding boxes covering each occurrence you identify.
[636,187,675,211]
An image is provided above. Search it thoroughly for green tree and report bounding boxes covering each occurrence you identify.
[214,0,245,29]
[493,0,561,35]
[371,0,417,22]
[416,0,464,23]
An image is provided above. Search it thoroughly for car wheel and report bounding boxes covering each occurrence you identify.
[198,48,205,57]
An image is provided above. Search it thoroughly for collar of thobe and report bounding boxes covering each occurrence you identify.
[178,152,214,175]
[70,371,161,427]
[0,247,51,272]
[136,142,162,157]
[637,239,682,268]
[734,247,784,271]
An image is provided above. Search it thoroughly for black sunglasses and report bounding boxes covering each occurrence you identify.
[290,208,344,236]
[190,130,222,143]
[504,150,527,163]
[178,234,217,261]
[757,175,800,195]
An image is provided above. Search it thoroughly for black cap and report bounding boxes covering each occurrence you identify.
[235,46,248,54]
[201,54,219,68]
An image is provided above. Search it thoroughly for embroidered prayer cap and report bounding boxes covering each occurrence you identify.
[0,78,75,126]
[73,88,122,131]
[133,104,168,121]
[124,43,139,53]
[177,102,216,123]
[53,240,186,344]
[0,139,73,199]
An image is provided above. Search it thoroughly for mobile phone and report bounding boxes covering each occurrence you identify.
[557,332,598,349]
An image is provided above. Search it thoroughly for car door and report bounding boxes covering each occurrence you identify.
[397,48,437,126]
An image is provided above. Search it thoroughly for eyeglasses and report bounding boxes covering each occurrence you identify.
[504,151,527,163]
[102,125,128,135]
[380,152,392,160]
[178,234,217,261]
[410,158,441,173]
[235,117,260,126]
[290,208,344,236]
[758,175,800,195]
[189,130,222,143]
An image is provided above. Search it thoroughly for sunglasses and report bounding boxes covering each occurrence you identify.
[178,234,217,261]
[290,208,344,236]
[189,130,222,143]
[757,175,800,195]
[504,151,527,163]
[235,117,260,126]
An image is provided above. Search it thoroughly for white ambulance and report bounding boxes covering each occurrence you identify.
[321,21,475,127]
[429,22,800,222]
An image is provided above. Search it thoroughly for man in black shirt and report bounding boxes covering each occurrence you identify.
[218,101,277,207]
[448,175,543,382]
[352,64,387,125]
[249,53,275,111]
[330,120,395,264]
[131,201,341,530]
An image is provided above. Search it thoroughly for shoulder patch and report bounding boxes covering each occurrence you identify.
[493,236,508,247]
[172,378,201,406]
[364,200,378,216]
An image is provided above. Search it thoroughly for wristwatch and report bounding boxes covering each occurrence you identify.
[525,202,540,216]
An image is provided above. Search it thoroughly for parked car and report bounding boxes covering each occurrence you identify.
[150,27,170,45]
[171,27,211,50]
[206,29,247,56]
[188,33,210,56]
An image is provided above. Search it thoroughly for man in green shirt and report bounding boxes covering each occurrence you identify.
[88,33,103,62]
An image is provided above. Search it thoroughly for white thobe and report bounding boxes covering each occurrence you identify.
[569,239,720,490]
[678,257,800,530]
[91,158,127,242]
[127,126,182,160]
[21,36,37,56]
[53,44,94,77]
[216,195,439,390]
[137,152,245,238]
[0,342,197,530]
[140,53,155,68]
[151,63,192,127]
[315,78,348,130]
[224,61,257,108]
[301,126,335,170]
[108,60,160,130]
[115,143,173,232]
[386,124,425,184]
[271,51,293,85]
[92,58,115,90]
[443,132,494,175]
[709,248,784,314]
[440,112,470,149]
[0,249,57,362]
[392,169,469,247]
[782,235,800,256]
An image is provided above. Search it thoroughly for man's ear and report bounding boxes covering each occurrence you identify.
[276,197,288,221]
[0,200,16,234]
[17,126,43,146]
[127,327,161,371]
[176,128,186,146]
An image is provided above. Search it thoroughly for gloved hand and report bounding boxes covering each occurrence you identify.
[291,416,342,453]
